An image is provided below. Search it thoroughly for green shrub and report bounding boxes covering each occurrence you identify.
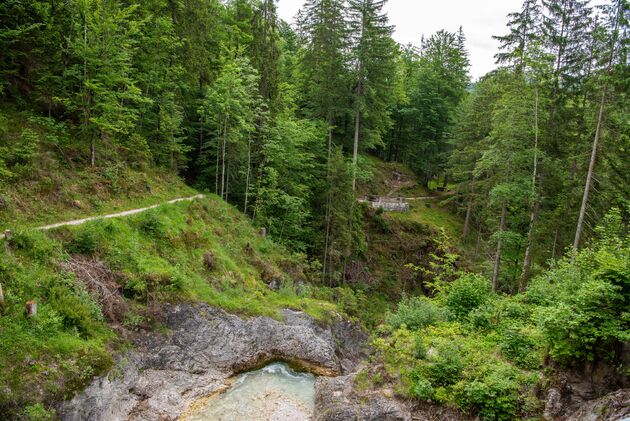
[8,230,59,261]
[48,285,102,336]
[453,362,521,420]
[528,215,629,362]
[67,228,99,255]
[21,404,56,421]
[409,369,434,399]
[137,210,167,238]
[497,322,542,369]
[424,341,464,386]
[374,207,389,231]
[445,273,492,320]
[387,296,446,330]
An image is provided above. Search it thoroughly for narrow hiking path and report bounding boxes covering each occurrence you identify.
[0,194,205,239]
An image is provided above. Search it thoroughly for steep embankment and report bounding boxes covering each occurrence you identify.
[345,156,464,324]
[0,108,197,230]
[0,193,343,419]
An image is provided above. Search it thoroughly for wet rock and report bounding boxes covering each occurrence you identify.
[58,303,364,420]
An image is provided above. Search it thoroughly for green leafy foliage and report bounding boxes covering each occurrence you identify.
[386,296,446,330]
[444,273,492,320]
[527,210,630,362]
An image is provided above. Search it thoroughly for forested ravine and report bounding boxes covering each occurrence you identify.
[1,0,628,420]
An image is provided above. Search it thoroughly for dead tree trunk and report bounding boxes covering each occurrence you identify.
[244,136,252,213]
[574,86,607,250]
[351,83,362,192]
[90,139,96,167]
[220,116,228,200]
[574,1,621,251]
[322,127,334,283]
[519,86,541,290]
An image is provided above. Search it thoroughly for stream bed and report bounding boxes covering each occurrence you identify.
[184,362,316,421]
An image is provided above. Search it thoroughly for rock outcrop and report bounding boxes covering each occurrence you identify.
[315,373,410,421]
[562,388,630,421]
[58,303,366,421]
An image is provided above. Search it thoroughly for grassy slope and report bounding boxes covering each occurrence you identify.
[346,156,469,326]
[0,164,197,229]
[358,155,462,240]
[0,107,197,230]
[389,201,463,240]
[0,196,337,417]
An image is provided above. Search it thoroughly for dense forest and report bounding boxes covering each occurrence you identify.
[0,0,628,419]
[2,0,627,288]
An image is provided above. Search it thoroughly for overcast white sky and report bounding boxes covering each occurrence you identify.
[275,0,522,80]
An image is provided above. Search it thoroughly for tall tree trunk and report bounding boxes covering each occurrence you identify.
[574,87,607,250]
[352,82,361,192]
[244,136,251,213]
[215,129,220,196]
[573,0,620,250]
[90,138,95,167]
[551,227,559,259]
[462,199,473,239]
[220,116,228,199]
[492,201,507,292]
[519,85,540,290]
[225,160,230,201]
[475,223,482,258]
[519,196,540,291]
[322,127,334,283]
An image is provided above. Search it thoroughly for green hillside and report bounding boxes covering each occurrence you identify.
[0,195,337,416]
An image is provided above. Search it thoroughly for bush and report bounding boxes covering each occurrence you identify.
[387,296,446,330]
[137,211,167,238]
[423,341,464,387]
[67,228,99,255]
[8,230,59,261]
[21,404,56,421]
[445,273,492,320]
[453,362,521,421]
[528,215,629,362]
[409,369,434,399]
[497,321,542,369]
[48,285,102,336]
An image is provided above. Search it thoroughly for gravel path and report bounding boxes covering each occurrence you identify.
[0,194,205,239]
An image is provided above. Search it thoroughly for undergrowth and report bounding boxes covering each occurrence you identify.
[368,210,629,420]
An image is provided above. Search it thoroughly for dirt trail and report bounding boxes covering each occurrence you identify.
[1,194,205,239]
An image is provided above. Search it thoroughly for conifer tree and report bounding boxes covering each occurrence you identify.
[299,0,351,279]
[494,0,543,72]
[67,0,147,167]
[347,0,397,190]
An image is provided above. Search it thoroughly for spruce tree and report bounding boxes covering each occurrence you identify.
[347,0,397,190]
[494,0,543,72]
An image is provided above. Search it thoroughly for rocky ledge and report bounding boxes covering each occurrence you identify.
[58,303,366,420]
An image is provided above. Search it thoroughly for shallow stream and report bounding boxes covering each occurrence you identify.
[184,362,316,421]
